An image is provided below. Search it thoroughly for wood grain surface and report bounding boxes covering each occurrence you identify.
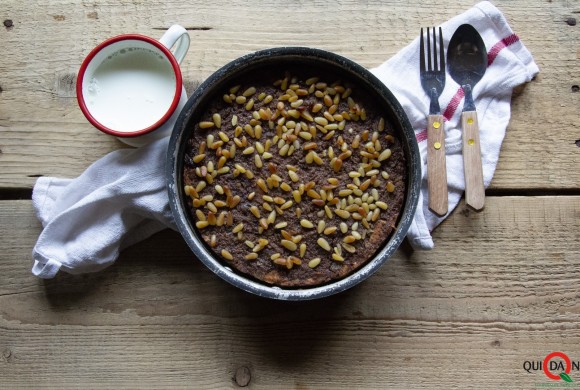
[1,197,579,388]
[0,0,579,388]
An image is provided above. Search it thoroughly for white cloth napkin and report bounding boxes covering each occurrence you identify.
[31,1,539,277]
[31,138,175,277]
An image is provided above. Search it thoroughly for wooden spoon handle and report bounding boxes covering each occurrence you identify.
[461,111,485,210]
[427,114,448,216]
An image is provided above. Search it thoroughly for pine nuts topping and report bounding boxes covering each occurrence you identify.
[334,209,351,219]
[300,219,314,228]
[314,117,328,126]
[232,223,244,233]
[274,221,287,229]
[332,253,345,261]
[192,154,206,163]
[245,253,258,260]
[196,220,209,229]
[281,239,297,251]
[308,258,321,268]
[317,237,331,251]
[376,201,388,210]
[199,121,215,129]
[243,87,256,97]
[187,72,404,280]
[378,149,392,161]
[323,226,337,235]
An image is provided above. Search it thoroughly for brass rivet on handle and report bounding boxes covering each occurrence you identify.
[434,142,441,150]
[432,121,441,129]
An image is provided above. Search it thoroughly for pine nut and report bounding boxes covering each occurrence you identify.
[317,237,331,251]
[300,219,314,228]
[281,240,297,251]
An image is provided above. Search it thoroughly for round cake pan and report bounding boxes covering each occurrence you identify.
[167,47,420,301]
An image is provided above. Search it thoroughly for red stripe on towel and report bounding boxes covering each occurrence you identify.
[416,130,428,143]
[487,34,519,66]
[442,87,465,121]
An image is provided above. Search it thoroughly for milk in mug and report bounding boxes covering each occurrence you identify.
[84,47,177,132]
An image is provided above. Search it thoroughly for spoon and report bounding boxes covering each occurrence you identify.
[447,24,487,211]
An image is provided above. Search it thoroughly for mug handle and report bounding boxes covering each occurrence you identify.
[159,24,190,64]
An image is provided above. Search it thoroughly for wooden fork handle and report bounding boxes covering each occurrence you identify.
[427,114,448,216]
[461,111,485,211]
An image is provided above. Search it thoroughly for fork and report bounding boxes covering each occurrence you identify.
[420,27,448,217]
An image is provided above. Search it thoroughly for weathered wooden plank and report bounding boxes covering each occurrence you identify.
[1,196,578,388]
[1,322,578,388]
[0,0,578,189]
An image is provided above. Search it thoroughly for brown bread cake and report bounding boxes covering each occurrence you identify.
[182,69,406,287]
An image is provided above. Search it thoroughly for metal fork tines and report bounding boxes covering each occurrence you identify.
[420,27,446,115]
[419,26,448,217]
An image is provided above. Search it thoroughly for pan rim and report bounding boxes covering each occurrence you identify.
[167,46,420,301]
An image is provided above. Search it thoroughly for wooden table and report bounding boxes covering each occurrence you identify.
[1,0,578,388]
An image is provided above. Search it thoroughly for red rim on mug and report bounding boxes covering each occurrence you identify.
[76,34,183,138]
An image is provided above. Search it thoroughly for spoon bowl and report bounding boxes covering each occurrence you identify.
[447,24,487,91]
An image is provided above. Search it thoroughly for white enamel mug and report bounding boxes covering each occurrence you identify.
[77,25,190,147]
